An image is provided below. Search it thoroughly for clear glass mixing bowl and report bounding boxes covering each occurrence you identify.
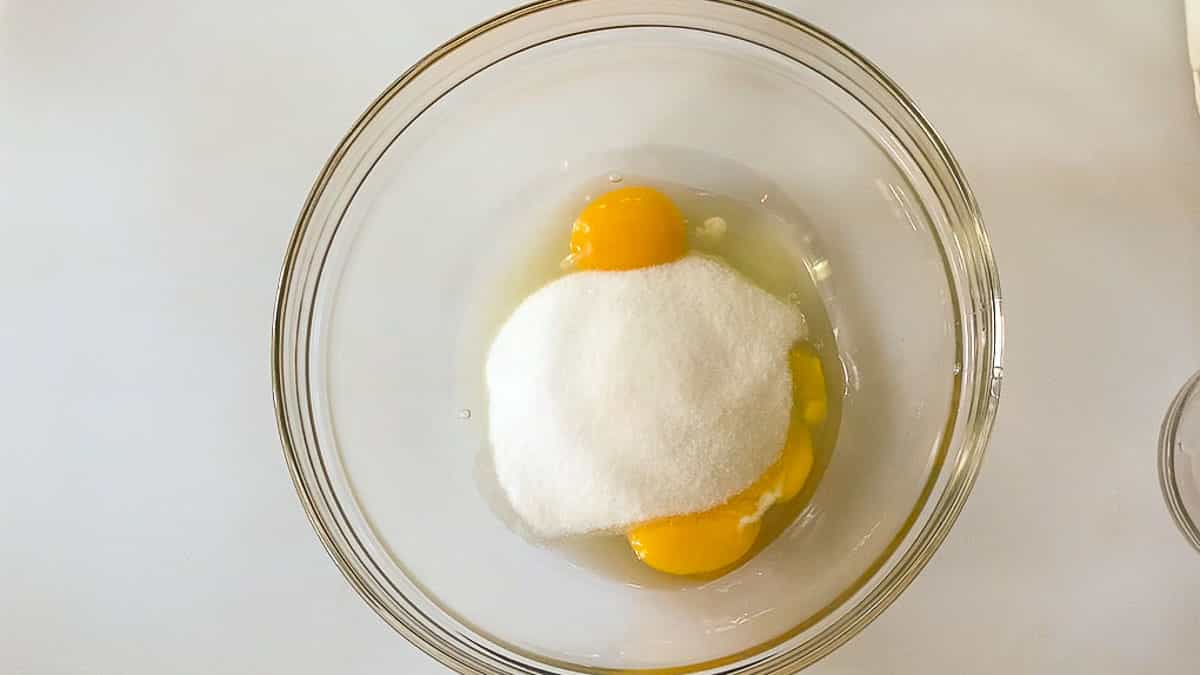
[272,1,1004,672]
[1160,370,1200,553]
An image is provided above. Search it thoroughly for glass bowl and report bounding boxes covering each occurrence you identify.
[272,0,1004,672]
[1160,370,1200,553]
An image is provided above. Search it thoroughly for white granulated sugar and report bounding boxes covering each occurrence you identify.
[485,255,806,539]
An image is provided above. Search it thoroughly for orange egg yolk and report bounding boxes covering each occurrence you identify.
[569,186,686,271]
[566,185,828,577]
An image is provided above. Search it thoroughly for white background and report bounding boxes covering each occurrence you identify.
[3,1,1199,673]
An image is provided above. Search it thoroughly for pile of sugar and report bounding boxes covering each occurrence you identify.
[485,255,806,539]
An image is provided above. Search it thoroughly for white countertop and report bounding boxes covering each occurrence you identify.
[3,1,1199,673]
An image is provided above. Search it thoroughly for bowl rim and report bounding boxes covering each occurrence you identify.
[1159,370,1200,553]
[271,0,1005,672]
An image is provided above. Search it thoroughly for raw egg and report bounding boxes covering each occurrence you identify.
[627,360,821,577]
[569,186,686,270]
[790,342,828,428]
[562,184,828,576]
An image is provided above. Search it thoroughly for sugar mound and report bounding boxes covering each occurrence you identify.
[485,255,806,539]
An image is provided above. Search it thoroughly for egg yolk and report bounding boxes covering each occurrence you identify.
[564,184,829,577]
[569,186,686,270]
[626,353,823,576]
[790,342,828,429]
